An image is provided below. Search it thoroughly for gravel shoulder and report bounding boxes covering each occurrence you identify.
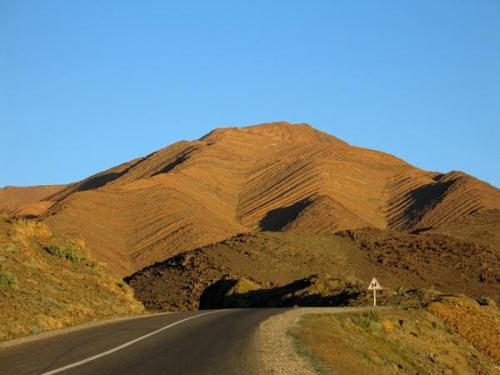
[258,304,499,375]
[255,307,374,374]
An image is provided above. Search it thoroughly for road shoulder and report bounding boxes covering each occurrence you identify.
[255,307,372,374]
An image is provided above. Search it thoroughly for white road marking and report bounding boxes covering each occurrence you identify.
[42,310,223,375]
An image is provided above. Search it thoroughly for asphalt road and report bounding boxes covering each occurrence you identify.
[0,309,287,375]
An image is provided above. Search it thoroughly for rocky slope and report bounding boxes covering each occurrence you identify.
[127,230,498,311]
[126,232,382,311]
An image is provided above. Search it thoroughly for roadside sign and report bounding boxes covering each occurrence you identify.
[368,277,382,307]
[368,278,382,291]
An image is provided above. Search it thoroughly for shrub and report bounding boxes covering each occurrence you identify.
[476,296,496,307]
[46,244,82,263]
[117,281,128,290]
[0,272,19,290]
[352,315,372,331]
[352,311,380,332]
[364,310,380,322]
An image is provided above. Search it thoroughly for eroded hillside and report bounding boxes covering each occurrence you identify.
[2,122,496,277]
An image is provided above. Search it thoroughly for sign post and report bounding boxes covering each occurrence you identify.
[368,277,382,307]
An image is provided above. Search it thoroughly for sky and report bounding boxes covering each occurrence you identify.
[1,1,499,187]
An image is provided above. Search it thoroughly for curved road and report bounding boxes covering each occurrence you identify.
[0,309,287,375]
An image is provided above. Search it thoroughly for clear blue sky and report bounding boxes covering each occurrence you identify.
[1,1,499,187]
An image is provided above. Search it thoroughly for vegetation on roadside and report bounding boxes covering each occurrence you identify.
[290,303,499,374]
[0,214,144,341]
[0,272,18,290]
[351,310,380,332]
[428,296,500,362]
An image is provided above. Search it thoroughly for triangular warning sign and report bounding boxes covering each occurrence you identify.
[368,277,382,290]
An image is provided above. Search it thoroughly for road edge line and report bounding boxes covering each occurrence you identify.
[0,312,173,349]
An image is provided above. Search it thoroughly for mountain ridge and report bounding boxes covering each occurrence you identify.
[1,122,498,277]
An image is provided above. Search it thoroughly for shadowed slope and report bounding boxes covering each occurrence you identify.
[283,195,369,233]
[126,232,382,311]
[386,171,500,230]
[127,229,498,311]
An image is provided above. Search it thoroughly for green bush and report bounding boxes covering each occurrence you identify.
[0,272,19,290]
[46,244,83,263]
[363,310,380,322]
[352,311,380,331]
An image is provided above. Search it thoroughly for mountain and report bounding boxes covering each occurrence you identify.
[0,185,66,217]
[1,122,498,278]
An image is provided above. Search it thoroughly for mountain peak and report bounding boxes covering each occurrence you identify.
[201,121,346,145]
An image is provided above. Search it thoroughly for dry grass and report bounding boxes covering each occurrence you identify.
[0,272,18,290]
[290,308,498,374]
[0,214,144,341]
[428,296,500,363]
